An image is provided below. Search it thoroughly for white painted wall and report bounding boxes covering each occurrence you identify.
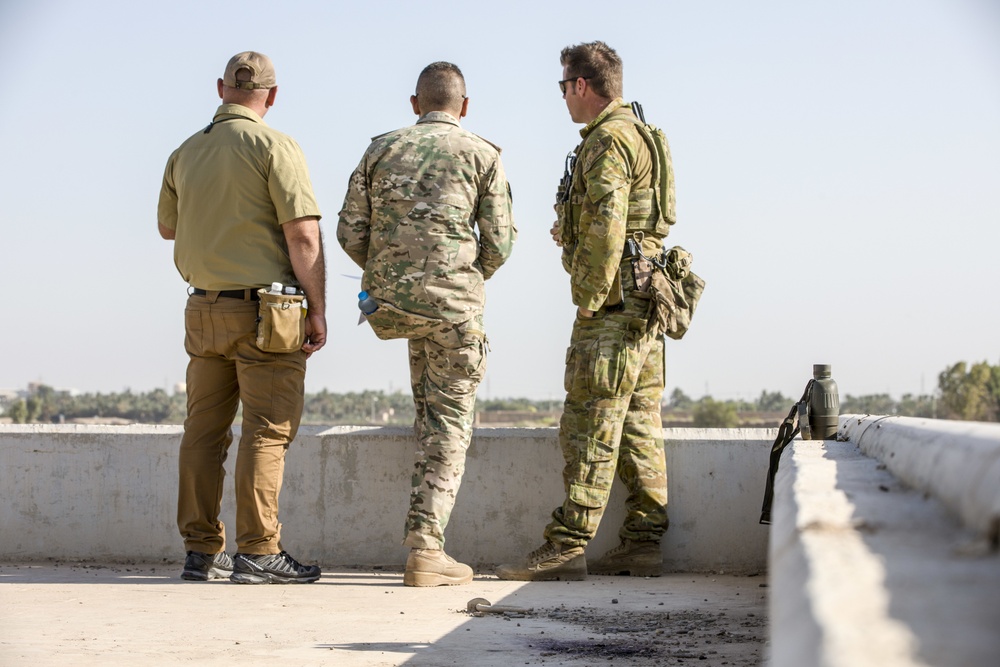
[0,425,772,572]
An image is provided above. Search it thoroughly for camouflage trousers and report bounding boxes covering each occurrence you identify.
[404,315,487,549]
[544,296,669,548]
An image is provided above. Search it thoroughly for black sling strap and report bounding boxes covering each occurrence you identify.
[759,380,814,524]
[203,116,244,134]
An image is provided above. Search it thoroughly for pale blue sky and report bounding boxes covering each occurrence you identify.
[1,0,998,402]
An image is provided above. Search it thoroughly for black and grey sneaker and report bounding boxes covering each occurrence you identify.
[230,551,321,584]
[181,550,234,581]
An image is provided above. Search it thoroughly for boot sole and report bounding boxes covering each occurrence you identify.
[230,571,320,584]
[181,567,233,581]
[403,571,473,587]
[495,563,588,582]
[589,565,662,577]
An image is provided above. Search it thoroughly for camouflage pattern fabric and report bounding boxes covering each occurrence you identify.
[544,290,669,547]
[555,99,668,309]
[338,111,515,322]
[405,315,486,548]
[336,111,514,549]
[545,99,671,547]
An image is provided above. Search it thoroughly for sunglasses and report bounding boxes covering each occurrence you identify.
[558,76,591,94]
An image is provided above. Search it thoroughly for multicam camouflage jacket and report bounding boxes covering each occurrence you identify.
[337,111,516,322]
[556,99,676,312]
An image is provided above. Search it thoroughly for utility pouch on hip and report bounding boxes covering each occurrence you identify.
[649,246,706,340]
[363,300,443,341]
[256,289,306,353]
[631,257,654,293]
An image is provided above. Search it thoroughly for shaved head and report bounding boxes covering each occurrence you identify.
[415,62,467,115]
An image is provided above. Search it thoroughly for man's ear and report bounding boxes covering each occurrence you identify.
[217,78,225,99]
[410,95,421,116]
[459,97,469,119]
[265,85,278,108]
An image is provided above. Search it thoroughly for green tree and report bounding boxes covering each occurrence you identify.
[840,394,896,415]
[938,361,999,422]
[667,387,693,410]
[896,393,937,418]
[692,397,739,428]
[8,399,28,424]
[755,390,789,412]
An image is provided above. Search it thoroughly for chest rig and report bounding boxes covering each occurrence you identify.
[556,102,676,266]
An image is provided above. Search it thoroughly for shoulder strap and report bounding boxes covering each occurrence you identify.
[602,105,673,226]
[203,116,245,134]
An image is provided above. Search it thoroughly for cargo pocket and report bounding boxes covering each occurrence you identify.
[589,333,629,398]
[568,436,616,508]
[563,344,577,393]
[569,482,610,509]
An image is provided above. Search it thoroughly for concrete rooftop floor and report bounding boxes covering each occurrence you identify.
[0,562,767,666]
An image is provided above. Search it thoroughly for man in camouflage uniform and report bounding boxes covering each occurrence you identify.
[498,41,673,581]
[337,62,516,587]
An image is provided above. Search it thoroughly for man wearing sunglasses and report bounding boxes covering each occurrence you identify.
[498,41,674,581]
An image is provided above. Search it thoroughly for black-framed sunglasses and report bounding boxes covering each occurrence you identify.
[558,76,591,94]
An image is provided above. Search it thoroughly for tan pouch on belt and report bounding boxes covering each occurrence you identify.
[256,289,306,353]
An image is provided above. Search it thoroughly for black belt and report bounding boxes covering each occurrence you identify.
[191,288,260,301]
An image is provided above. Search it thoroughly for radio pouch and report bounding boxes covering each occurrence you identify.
[256,289,306,353]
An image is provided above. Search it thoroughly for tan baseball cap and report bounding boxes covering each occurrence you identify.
[222,51,276,90]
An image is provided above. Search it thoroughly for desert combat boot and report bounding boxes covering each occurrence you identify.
[404,549,474,587]
[495,541,587,581]
[589,539,663,577]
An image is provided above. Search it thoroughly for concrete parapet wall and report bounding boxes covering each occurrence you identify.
[0,425,771,572]
[769,415,1000,667]
[841,415,1000,541]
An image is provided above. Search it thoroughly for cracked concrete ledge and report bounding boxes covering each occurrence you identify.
[769,432,1000,667]
[840,415,1000,542]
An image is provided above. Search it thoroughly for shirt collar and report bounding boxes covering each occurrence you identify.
[417,110,461,127]
[213,103,266,125]
[579,97,628,138]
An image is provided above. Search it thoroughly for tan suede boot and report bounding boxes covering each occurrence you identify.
[403,549,473,587]
[589,539,662,577]
[495,541,587,581]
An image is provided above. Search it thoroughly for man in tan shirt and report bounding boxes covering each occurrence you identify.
[158,51,326,584]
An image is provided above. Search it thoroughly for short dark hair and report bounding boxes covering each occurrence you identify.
[415,62,467,111]
[560,41,622,99]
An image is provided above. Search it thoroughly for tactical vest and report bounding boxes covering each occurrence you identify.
[555,106,676,255]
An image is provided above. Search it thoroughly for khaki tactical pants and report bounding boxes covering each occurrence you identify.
[404,315,487,549]
[545,295,669,548]
[177,292,306,555]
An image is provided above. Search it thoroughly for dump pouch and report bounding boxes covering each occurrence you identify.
[362,300,445,341]
[256,289,306,353]
[649,246,705,340]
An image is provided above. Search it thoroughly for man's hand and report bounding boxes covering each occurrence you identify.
[550,221,563,247]
[302,312,327,357]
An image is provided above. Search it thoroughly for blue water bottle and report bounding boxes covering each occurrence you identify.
[358,291,378,315]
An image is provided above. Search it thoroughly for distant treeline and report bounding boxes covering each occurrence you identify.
[3,360,997,426]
